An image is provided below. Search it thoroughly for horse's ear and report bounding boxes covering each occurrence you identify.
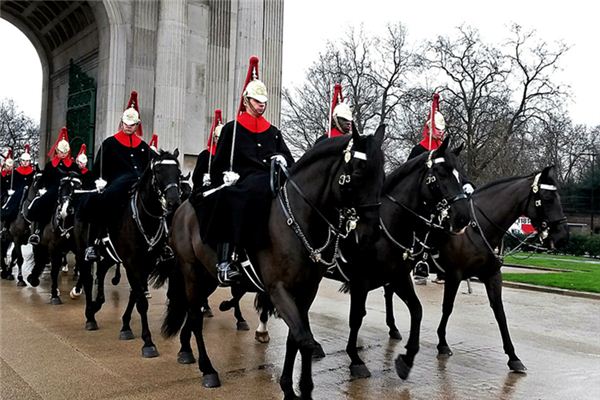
[542,165,556,181]
[351,122,360,142]
[374,124,385,148]
[437,136,450,153]
[452,142,464,156]
[173,148,180,159]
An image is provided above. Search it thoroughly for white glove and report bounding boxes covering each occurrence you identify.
[463,183,474,195]
[222,171,240,186]
[271,154,288,167]
[38,188,47,196]
[7,189,14,196]
[95,178,107,191]
[202,173,211,187]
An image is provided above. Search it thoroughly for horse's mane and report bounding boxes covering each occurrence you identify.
[476,172,534,192]
[289,136,352,174]
[383,151,429,193]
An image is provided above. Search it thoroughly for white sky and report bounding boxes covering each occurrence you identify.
[1,0,598,126]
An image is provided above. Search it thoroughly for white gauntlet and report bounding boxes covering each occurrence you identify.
[222,171,240,186]
[270,154,288,167]
[202,173,211,187]
[7,189,15,196]
[95,178,107,191]
[463,183,474,195]
[38,188,47,196]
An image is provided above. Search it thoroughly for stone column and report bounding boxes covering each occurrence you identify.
[153,0,187,155]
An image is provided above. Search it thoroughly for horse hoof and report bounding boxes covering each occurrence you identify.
[437,345,453,357]
[350,363,371,378]
[142,346,159,358]
[0,270,8,279]
[69,287,82,299]
[202,308,214,318]
[255,331,270,343]
[395,356,412,380]
[389,329,402,341]
[16,279,26,287]
[177,351,196,364]
[51,297,63,305]
[119,330,135,340]
[237,321,250,331]
[508,360,527,373]
[5,274,15,281]
[85,321,99,331]
[312,343,326,359]
[26,275,40,287]
[202,373,221,388]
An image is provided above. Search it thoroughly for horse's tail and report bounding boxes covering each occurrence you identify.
[148,256,173,289]
[160,261,187,338]
[338,282,351,294]
[254,291,278,318]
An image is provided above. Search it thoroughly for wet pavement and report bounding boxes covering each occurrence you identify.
[1,252,599,400]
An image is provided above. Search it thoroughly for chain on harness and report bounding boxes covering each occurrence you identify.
[277,139,367,266]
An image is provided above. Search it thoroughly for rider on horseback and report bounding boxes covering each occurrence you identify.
[191,109,223,191]
[80,91,155,262]
[1,144,36,232]
[197,56,294,286]
[409,93,473,284]
[27,128,78,244]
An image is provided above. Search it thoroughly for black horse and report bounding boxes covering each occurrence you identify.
[26,175,84,304]
[384,165,569,372]
[77,149,181,358]
[156,126,386,398]
[1,173,42,285]
[336,138,471,379]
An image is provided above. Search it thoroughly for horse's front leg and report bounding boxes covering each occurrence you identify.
[131,272,159,358]
[484,271,526,372]
[436,276,461,356]
[79,260,99,330]
[255,292,271,343]
[177,313,196,364]
[384,283,402,340]
[26,243,47,287]
[346,284,371,378]
[231,285,249,330]
[14,244,26,286]
[393,273,422,379]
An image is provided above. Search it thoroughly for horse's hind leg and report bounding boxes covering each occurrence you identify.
[14,245,26,286]
[484,271,526,372]
[280,331,300,399]
[177,314,196,364]
[393,275,422,380]
[255,293,270,343]
[436,277,461,357]
[26,244,47,287]
[384,284,402,340]
[232,285,249,330]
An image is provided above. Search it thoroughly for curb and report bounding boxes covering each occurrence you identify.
[502,281,600,300]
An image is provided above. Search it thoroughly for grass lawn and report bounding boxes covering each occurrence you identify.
[502,253,600,293]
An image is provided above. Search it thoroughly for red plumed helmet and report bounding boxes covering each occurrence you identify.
[124,90,144,137]
[206,109,223,155]
[330,83,344,117]
[48,127,71,158]
[238,56,263,114]
[419,92,446,151]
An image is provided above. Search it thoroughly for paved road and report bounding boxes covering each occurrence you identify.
[1,258,599,400]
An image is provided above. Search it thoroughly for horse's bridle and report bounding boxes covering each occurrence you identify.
[277,138,377,266]
[527,172,567,240]
[53,176,82,237]
[131,158,181,250]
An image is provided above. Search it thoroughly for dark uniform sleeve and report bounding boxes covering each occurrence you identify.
[408,144,427,161]
[273,127,295,166]
[210,121,234,185]
[91,145,104,181]
[191,150,210,188]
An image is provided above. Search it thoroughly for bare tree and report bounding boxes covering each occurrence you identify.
[0,98,40,162]
[281,23,418,164]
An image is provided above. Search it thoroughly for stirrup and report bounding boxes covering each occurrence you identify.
[101,236,122,264]
[84,246,99,262]
[216,262,240,287]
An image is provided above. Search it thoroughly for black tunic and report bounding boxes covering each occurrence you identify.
[200,117,294,249]
[79,132,152,224]
[1,167,35,224]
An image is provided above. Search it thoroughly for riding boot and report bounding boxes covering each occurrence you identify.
[216,243,240,286]
[413,259,429,285]
[28,221,40,245]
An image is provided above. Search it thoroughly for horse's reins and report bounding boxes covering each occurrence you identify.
[53,176,82,237]
[277,139,370,266]
[468,173,566,261]
[130,158,180,250]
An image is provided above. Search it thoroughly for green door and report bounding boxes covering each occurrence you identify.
[66,60,96,162]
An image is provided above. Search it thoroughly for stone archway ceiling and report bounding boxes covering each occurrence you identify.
[1,1,95,53]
